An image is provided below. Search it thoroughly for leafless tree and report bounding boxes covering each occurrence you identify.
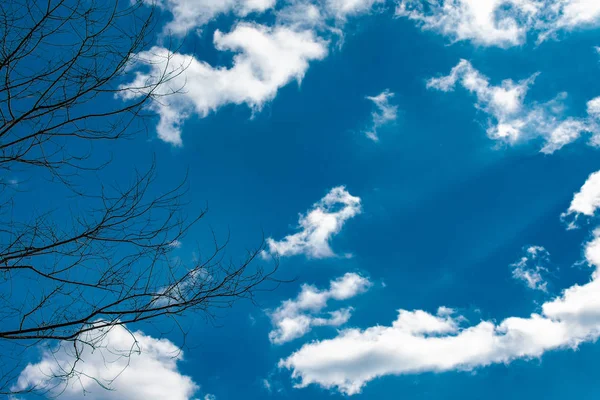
[0,0,277,395]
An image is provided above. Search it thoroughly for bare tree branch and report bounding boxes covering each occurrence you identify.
[0,0,279,395]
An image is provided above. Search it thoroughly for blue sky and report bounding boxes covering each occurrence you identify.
[13,0,600,399]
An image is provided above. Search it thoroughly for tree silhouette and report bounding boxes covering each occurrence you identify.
[0,0,277,395]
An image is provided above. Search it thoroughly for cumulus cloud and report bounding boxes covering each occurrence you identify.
[587,96,600,119]
[561,169,600,228]
[268,273,372,344]
[147,0,276,35]
[396,0,539,47]
[427,60,600,153]
[128,0,390,145]
[263,186,362,259]
[542,0,600,35]
[120,23,327,145]
[396,0,600,47]
[511,246,551,291]
[280,225,600,395]
[364,89,398,141]
[14,324,198,399]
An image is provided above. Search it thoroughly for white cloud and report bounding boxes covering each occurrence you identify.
[147,0,276,35]
[561,169,600,228]
[148,0,384,36]
[130,1,600,145]
[154,267,213,307]
[14,324,198,399]
[427,59,537,143]
[396,0,540,47]
[511,246,550,291]
[396,0,600,47]
[128,0,390,145]
[278,0,383,25]
[538,118,589,154]
[326,0,384,18]
[263,378,272,392]
[263,186,361,259]
[268,273,372,344]
[277,2,325,30]
[121,23,327,145]
[204,394,217,400]
[364,90,398,141]
[169,239,183,248]
[280,227,600,395]
[428,60,599,153]
[542,0,600,34]
[587,96,600,118]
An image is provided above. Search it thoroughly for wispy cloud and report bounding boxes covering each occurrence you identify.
[562,169,600,229]
[145,0,276,36]
[511,246,551,292]
[268,273,372,344]
[364,89,398,141]
[428,59,600,153]
[263,186,361,259]
[397,0,600,48]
